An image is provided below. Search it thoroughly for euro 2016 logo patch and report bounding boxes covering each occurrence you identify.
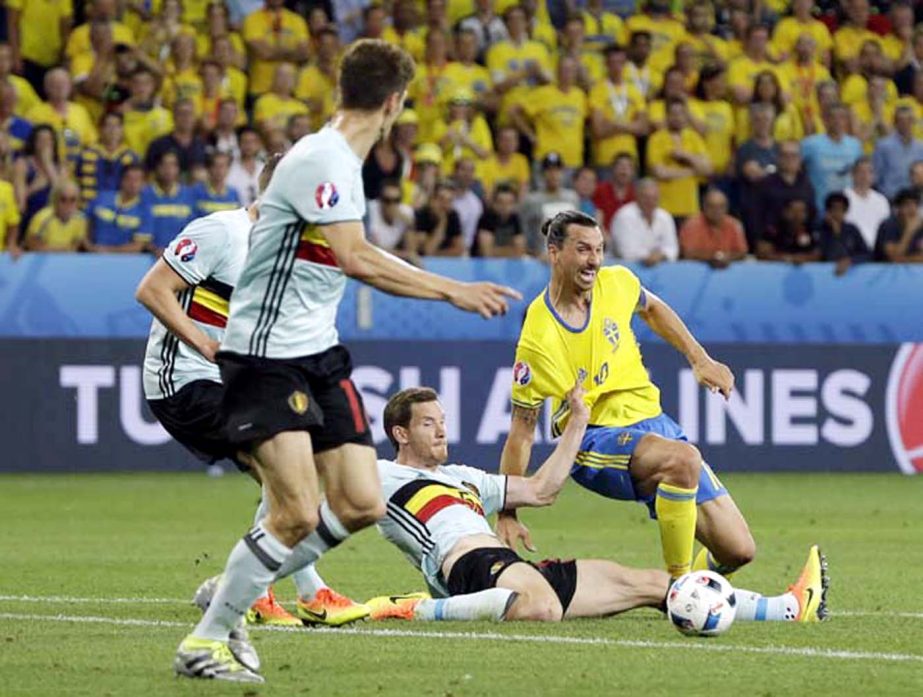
[604,318,620,351]
[288,390,309,415]
[513,361,532,386]
[315,182,340,210]
[174,238,198,262]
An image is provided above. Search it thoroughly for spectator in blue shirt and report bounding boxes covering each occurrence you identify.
[871,106,923,201]
[76,112,140,206]
[801,104,862,213]
[87,164,148,253]
[190,151,241,218]
[818,191,870,276]
[139,150,194,253]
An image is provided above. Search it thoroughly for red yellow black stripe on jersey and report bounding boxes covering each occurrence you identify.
[391,478,485,523]
[186,277,233,328]
[295,224,338,267]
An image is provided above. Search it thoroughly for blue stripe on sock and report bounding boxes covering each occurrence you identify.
[434,599,446,621]
[656,487,697,502]
[755,597,768,621]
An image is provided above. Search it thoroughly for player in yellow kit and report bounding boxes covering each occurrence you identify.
[497,210,758,582]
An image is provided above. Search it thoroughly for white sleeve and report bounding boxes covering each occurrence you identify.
[161,215,228,285]
[660,212,679,261]
[277,147,363,226]
[441,465,507,516]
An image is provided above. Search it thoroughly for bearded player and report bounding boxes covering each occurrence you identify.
[496,210,827,622]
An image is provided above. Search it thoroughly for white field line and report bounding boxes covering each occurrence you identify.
[2,594,922,620]
[0,611,921,665]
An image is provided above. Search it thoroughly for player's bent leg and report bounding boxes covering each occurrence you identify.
[315,442,386,530]
[693,493,756,576]
[564,560,670,619]
[495,563,564,622]
[631,434,702,578]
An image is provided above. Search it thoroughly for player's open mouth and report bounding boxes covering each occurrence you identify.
[579,268,597,282]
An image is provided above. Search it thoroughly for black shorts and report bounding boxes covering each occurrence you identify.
[217,344,373,453]
[446,547,578,614]
[147,379,242,468]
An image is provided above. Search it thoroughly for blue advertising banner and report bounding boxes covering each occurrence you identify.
[1,255,922,343]
[1,339,920,475]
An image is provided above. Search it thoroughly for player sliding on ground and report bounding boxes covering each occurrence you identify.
[172,39,519,684]
[496,210,828,615]
[363,386,827,624]
[136,155,369,631]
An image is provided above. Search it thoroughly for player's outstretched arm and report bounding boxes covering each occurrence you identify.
[637,290,734,399]
[135,260,220,362]
[496,403,541,551]
[505,383,589,509]
[320,221,521,318]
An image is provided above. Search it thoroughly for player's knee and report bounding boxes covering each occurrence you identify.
[508,592,563,622]
[662,443,702,489]
[273,506,319,544]
[726,537,757,569]
[332,497,386,530]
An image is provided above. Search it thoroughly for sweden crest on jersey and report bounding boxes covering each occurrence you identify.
[603,317,619,351]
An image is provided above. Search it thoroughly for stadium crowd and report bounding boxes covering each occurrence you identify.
[1,0,923,271]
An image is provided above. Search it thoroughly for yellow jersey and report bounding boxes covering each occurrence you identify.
[432,115,494,176]
[646,126,708,217]
[833,26,882,64]
[8,75,40,118]
[841,74,898,106]
[733,102,805,144]
[25,101,97,165]
[408,62,455,144]
[511,265,662,436]
[523,84,587,167]
[588,79,646,165]
[692,98,734,175]
[6,0,73,67]
[728,56,790,97]
[771,17,833,59]
[65,21,134,60]
[881,34,908,64]
[0,180,21,248]
[480,152,530,195]
[26,207,87,249]
[581,11,627,53]
[162,67,204,111]
[851,100,894,154]
[486,39,553,124]
[122,106,173,157]
[442,62,493,100]
[253,93,309,132]
[625,14,686,73]
[242,8,309,96]
[777,61,831,130]
[295,65,336,131]
[683,32,730,69]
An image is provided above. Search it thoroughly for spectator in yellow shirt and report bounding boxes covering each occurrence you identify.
[589,43,648,168]
[649,67,706,133]
[486,5,553,125]
[480,126,530,199]
[434,89,494,177]
[841,41,898,107]
[0,171,22,257]
[684,0,729,70]
[136,0,196,64]
[196,2,247,70]
[511,55,588,169]
[625,30,662,102]
[626,0,686,73]
[581,0,626,54]
[771,0,833,65]
[444,29,496,114]
[5,0,73,93]
[408,29,454,144]
[882,3,915,71]
[254,63,309,135]
[691,64,734,177]
[120,67,173,157]
[212,36,248,111]
[0,44,40,118]
[162,34,202,112]
[778,35,833,135]
[647,98,712,219]
[26,68,97,169]
[735,71,804,145]
[24,180,87,252]
[851,74,894,154]
[557,14,604,92]
[67,0,135,61]
[833,0,881,72]
[242,0,310,98]
[728,24,786,105]
[296,28,340,132]
[383,0,425,62]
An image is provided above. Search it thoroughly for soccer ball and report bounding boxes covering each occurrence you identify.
[666,570,737,637]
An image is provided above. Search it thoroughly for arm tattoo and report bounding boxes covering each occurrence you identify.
[512,405,540,427]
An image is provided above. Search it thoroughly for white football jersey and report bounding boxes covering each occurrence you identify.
[376,459,507,597]
[221,127,366,359]
[142,208,251,400]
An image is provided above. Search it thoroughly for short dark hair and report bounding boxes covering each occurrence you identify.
[894,188,920,206]
[541,210,599,249]
[603,43,625,58]
[120,163,145,181]
[99,111,123,127]
[205,150,231,168]
[383,387,440,453]
[493,182,517,199]
[629,30,652,44]
[338,39,415,111]
[824,191,849,211]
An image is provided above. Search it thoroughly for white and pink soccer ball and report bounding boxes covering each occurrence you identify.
[667,570,737,637]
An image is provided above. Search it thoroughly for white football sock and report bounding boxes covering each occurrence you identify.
[734,589,799,621]
[249,489,328,599]
[274,500,349,582]
[414,589,517,622]
[193,522,291,641]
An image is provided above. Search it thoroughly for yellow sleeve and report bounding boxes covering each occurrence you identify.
[113,23,136,46]
[510,342,559,409]
[289,14,309,41]
[73,215,88,244]
[522,86,548,118]
[253,95,273,124]
[25,208,48,240]
[241,13,264,42]
[472,116,494,153]
[70,52,93,81]
[649,100,665,125]
[727,58,750,90]
[686,129,707,156]
[645,130,669,167]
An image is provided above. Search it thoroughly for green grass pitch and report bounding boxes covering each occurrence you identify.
[1,472,921,696]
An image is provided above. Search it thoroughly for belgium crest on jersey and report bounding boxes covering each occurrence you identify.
[604,318,620,351]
